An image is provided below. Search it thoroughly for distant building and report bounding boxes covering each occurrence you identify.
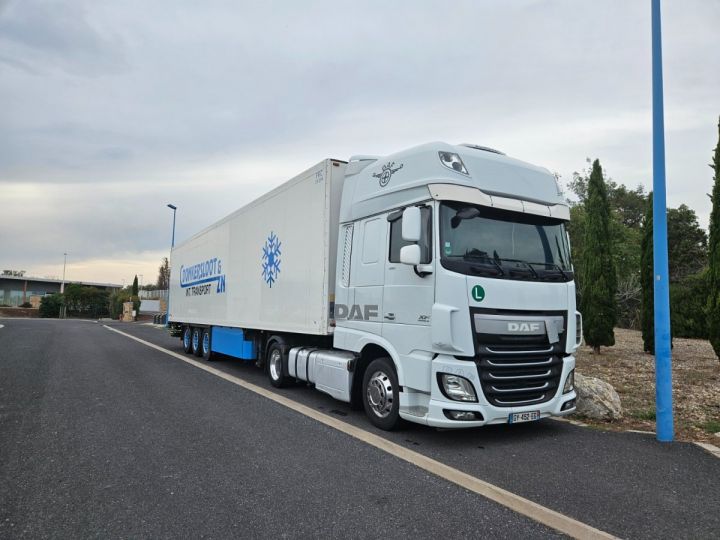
[0,275,121,307]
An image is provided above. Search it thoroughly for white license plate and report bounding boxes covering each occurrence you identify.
[509,410,540,424]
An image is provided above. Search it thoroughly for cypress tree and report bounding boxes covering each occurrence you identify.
[640,192,654,353]
[132,275,139,297]
[579,159,617,353]
[707,117,720,358]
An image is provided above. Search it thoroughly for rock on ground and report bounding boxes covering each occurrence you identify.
[574,372,623,420]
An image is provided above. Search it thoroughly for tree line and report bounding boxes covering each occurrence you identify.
[571,117,720,359]
[39,261,171,319]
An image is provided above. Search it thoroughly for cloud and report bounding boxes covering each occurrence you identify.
[0,0,718,283]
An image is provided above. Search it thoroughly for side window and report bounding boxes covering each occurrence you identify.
[362,218,381,264]
[388,207,432,264]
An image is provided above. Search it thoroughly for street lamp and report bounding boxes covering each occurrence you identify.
[59,252,68,319]
[167,204,177,248]
[61,252,67,294]
[166,204,177,327]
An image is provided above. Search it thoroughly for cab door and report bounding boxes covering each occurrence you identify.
[382,205,435,350]
[345,215,386,335]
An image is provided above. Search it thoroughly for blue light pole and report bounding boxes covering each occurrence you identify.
[166,204,177,327]
[651,0,674,442]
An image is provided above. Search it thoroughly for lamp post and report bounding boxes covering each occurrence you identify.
[60,253,68,319]
[61,252,67,294]
[651,0,674,442]
[166,204,177,327]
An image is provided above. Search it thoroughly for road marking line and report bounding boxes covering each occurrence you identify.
[550,416,589,427]
[103,324,617,540]
[0,324,4,329]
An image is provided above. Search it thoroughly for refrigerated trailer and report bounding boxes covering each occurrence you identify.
[169,142,581,430]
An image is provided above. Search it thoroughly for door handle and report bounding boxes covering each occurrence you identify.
[385,313,395,321]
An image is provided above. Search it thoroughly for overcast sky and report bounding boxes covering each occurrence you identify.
[1,0,718,285]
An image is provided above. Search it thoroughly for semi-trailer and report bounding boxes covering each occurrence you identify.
[168,142,581,430]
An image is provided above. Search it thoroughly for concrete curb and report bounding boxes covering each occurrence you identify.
[694,442,720,459]
[550,416,589,428]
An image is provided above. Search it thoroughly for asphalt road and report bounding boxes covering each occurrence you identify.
[1,319,719,539]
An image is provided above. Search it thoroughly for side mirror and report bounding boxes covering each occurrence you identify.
[402,206,421,242]
[450,206,481,229]
[400,244,421,265]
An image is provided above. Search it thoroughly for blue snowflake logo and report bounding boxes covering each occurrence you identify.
[261,231,282,287]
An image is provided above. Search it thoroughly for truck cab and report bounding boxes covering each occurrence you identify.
[332,142,580,428]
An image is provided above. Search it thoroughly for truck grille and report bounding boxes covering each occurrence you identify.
[472,309,566,407]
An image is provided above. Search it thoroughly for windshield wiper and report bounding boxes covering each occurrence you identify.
[492,257,539,279]
[527,262,569,280]
[462,251,505,276]
[455,253,570,280]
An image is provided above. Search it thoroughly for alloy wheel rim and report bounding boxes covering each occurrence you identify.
[269,350,282,381]
[366,370,393,418]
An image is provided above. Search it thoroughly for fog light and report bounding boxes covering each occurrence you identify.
[563,369,574,394]
[439,373,478,402]
[561,399,576,411]
[444,410,483,421]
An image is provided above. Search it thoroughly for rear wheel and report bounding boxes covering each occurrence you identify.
[362,357,402,431]
[201,329,214,360]
[266,342,289,388]
[182,326,193,354]
[191,327,203,357]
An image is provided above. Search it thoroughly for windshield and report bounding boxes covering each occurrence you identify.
[439,201,573,282]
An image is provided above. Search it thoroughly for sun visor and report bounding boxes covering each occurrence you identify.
[428,184,570,220]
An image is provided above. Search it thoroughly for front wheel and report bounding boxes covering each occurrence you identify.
[266,342,289,388]
[362,357,402,431]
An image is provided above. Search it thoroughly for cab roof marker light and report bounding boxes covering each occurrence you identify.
[438,151,469,175]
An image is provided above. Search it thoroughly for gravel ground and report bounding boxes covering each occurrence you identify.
[574,328,720,443]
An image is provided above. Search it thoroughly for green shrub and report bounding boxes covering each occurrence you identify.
[670,271,709,339]
[39,294,64,318]
[63,283,110,318]
[110,288,137,319]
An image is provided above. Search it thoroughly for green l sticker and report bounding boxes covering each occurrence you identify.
[471,285,485,302]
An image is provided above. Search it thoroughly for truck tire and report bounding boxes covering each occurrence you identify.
[191,327,203,357]
[362,357,402,431]
[201,329,214,361]
[266,342,289,388]
[182,326,193,354]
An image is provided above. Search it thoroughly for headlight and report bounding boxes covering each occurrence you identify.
[439,373,478,402]
[563,369,575,394]
[438,151,469,175]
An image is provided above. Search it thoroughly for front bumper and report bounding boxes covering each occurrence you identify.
[399,354,577,428]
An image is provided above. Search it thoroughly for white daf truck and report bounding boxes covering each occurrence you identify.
[169,142,580,430]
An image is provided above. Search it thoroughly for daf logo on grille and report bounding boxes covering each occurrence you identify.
[508,322,542,332]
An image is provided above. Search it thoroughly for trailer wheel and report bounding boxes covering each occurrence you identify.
[362,357,402,431]
[191,327,203,356]
[182,326,193,354]
[201,329,214,361]
[266,342,289,388]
